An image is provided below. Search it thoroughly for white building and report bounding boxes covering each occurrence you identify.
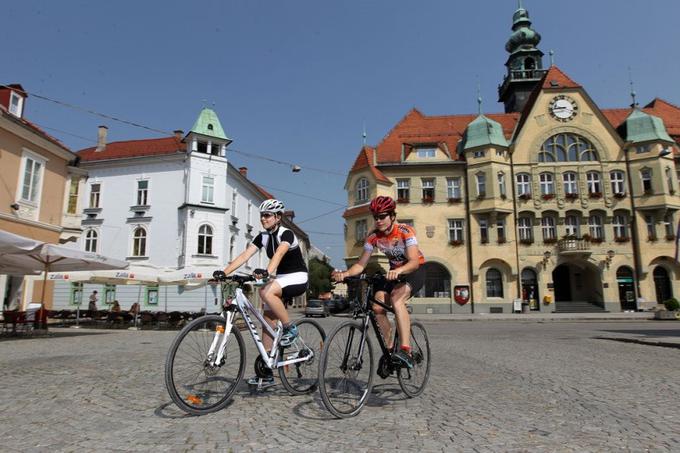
[52,108,309,312]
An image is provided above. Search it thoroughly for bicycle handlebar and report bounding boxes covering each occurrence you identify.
[342,273,408,284]
[212,270,256,284]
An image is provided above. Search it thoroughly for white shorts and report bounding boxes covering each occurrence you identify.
[263,272,308,310]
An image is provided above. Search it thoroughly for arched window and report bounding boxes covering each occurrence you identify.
[539,133,599,162]
[416,262,451,298]
[84,229,98,253]
[132,227,147,257]
[198,224,213,255]
[355,178,369,203]
[486,268,503,298]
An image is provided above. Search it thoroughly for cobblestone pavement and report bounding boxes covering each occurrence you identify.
[1,319,679,452]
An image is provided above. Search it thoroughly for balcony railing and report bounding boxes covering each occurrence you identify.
[557,238,591,254]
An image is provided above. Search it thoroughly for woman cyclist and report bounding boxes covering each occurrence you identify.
[221,198,308,385]
[332,195,425,368]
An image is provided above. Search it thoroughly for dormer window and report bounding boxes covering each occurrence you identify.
[207,123,214,131]
[416,147,436,158]
[196,141,208,153]
[9,91,23,117]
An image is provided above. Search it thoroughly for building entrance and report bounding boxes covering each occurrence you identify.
[616,266,636,311]
[552,262,603,306]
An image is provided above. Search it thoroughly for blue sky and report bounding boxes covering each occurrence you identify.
[3,0,680,266]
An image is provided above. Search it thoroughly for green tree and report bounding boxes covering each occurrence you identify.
[308,257,333,298]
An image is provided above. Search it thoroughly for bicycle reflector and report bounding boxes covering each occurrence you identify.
[186,394,203,405]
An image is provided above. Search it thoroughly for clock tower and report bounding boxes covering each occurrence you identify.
[498,2,546,113]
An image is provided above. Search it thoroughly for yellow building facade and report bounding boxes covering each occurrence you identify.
[342,6,680,314]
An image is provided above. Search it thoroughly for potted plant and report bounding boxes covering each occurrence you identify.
[397,197,409,204]
[588,191,603,199]
[449,239,463,246]
[541,193,555,200]
[590,237,604,244]
[497,237,507,244]
[565,192,579,200]
[447,197,462,203]
[613,192,626,199]
[581,233,592,242]
[543,237,557,245]
[519,238,534,245]
[519,193,532,200]
[422,195,434,203]
[615,236,630,243]
[648,235,658,242]
[666,234,676,241]
[654,298,680,320]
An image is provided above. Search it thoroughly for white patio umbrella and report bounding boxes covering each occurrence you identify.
[0,230,128,325]
[158,267,213,287]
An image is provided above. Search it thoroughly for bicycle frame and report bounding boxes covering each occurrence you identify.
[208,282,310,371]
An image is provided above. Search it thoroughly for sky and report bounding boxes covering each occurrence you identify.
[3,0,680,267]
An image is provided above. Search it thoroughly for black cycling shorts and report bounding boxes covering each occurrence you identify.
[374,265,425,298]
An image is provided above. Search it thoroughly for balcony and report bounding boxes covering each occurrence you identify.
[557,238,591,256]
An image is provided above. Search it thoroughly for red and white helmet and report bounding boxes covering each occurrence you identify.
[369,196,396,215]
[259,199,285,214]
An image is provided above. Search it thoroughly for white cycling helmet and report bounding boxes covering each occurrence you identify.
[259,199,285,214]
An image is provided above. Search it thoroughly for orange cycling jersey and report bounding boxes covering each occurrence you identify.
[364,223,426,270]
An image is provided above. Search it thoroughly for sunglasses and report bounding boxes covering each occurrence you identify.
[372,213,391,221]
[260,213,275,219]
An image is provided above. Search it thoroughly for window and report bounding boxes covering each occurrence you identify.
[397,179,410,201]
[247,204,253,227]
[518,217,533,241]
[586,171,601,194]
[516,173,531,196]
[202,176,214,203]
[416,147,436,158]
[476,173,486,197]
[610,171,625,195]
[635,144,649,154]
[664,213,675,238]
[84,229,98,252]
[21,156,43,203]
[473,150,486,158]
[356,178,369,202]
[565,215,580,237]
[355,219,368,242]
[231,190,237,213]
[67,177,80,214]
[198,224,213,255]
[104,284,116,305]
[539,133,599,162]
[497,218,506,243]
[136,180,149,206]
[421,178,435,201]
[588,214,604,240]
[498,172,506,197]
[132,227,147,257]
[448,219,464,242]
[145,285,159,305]
[486,269,503,298]
[645,215,656,239]
[196,141,208,153]
[210,142,221,156]
[229,236,236,261]
[9,91,23,117]
[539,172,554,195]
[613,214,628,239]
[447,177,461,199]
[641,169,652,193]
[541,215,557,240]
[479,216,489,243]
[563,172,578,195]
[666,167,674,193]
[69,282,84,306]
[89,183,101,208]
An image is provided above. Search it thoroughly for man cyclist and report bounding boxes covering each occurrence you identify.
[220,198,308,385]
[332,195,425,368]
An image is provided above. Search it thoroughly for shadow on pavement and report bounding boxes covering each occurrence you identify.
[599,329,680,337]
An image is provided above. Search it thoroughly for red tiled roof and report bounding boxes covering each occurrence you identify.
[342,204,370,218]
[78,136,185,161]
[0,104,73,154]
[541,65,581,89]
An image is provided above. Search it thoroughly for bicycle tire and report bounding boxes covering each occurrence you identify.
[278,318,325,395]
[164,314,245,415]
[397,320,430,397]
[319,320,374,418]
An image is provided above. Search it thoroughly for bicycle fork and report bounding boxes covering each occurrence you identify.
[341,317,370,373]
[207,311,236,366]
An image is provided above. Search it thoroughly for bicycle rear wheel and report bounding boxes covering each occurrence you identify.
[278,318,325,395]
[164,314,245,415]
[319,320,374,418]
[397,320,430,397]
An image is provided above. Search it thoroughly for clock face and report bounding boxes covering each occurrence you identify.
[549,95,578,121]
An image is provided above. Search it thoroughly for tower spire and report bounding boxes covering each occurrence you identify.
[362,122,367,146]
[628,67,638,108]
[477,81,483,115]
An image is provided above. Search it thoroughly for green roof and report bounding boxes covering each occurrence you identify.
[463,115,509,150]
[189,108,230,141]
[624,109,673,144]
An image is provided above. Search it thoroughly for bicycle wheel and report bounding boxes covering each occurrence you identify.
[278,318,325,395]
[165,314,245,415]
[397,320,430,397]
[319,320,374,418]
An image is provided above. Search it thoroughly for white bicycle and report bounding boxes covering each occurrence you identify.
[164,272,325,415]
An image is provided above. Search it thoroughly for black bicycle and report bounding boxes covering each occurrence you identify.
[318,274,431,418]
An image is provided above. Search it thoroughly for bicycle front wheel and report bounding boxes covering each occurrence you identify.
[397,320,430,397]
[164,314,245,415]
[278,318,325,395]
[319,320,374,418]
